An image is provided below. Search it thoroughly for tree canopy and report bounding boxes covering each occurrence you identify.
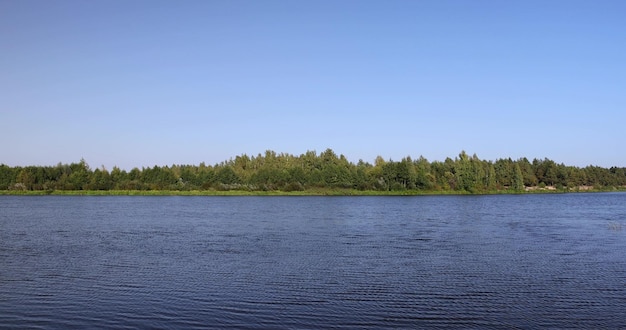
[2,149,625,193]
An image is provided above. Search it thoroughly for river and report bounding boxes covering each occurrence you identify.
[1,193,625,328]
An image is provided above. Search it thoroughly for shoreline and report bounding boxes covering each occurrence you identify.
[1,187,624,196]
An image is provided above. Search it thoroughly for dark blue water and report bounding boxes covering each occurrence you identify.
[1,194,625,329]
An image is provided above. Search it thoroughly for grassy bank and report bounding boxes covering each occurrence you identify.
[2,187,623,196]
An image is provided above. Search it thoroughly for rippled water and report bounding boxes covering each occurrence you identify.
[1,193,625,329]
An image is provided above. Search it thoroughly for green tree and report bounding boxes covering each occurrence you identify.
[0,164,16,189]
[494,158,513,188]
[216,166,240,185]
[88,167,113,190]
[485,163,497,191]
[518,157,537,186]
[110,166,127,189]
[15,168,35,190]
[414,156,433,190]
[512,163,524,191]
[67,159,91,190]
[397,157,416,189]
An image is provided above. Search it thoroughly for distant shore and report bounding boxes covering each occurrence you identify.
[3,150,625,194]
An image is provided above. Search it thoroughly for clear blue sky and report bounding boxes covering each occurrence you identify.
[2,0,625,170]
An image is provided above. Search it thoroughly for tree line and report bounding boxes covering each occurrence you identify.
[2,149,625,193]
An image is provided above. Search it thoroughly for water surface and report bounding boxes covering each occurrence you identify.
[1,194,625,328]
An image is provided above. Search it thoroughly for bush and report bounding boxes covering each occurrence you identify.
[283,182,304,192]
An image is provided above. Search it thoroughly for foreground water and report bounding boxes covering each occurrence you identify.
[1,194,625,329]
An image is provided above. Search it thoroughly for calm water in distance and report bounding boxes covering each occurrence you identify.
[1,193,625,329]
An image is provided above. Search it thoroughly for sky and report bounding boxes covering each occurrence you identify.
[1,0,625,170]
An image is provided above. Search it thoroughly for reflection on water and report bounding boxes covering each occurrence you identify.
[1,194,625,328]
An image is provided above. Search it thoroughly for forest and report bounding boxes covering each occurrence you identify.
[2,149,626,194]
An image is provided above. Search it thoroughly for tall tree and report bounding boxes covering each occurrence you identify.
[512,163,524,191]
